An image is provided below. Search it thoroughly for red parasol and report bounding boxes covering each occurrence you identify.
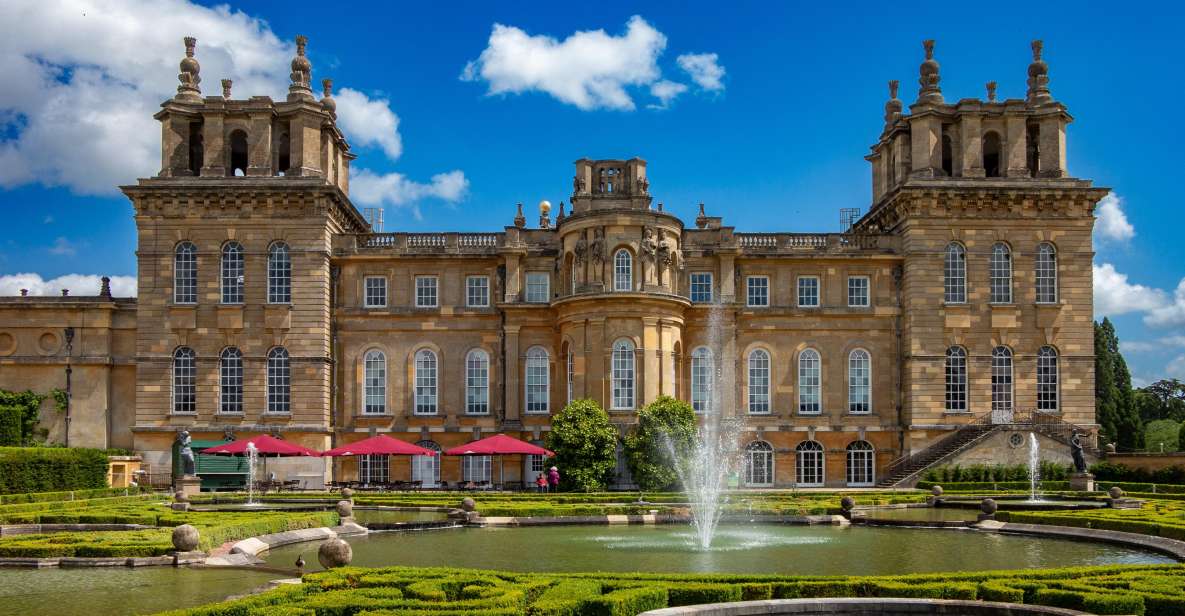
[322,434,437,457]
[202,434,319,457]
[443,434,554,456]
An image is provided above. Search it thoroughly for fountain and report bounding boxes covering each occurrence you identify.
[245,442,260,506]
[1028,432,1041,502]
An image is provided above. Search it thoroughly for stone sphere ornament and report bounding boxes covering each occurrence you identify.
[1109,486,1124,499]
[840,496,855,511]
[174,490,188,503]
[171,524,200,552]
[461,497,477,512]
[317,537,352,569]
[930,485,944,497]
[336,499,353,518]
[980,498,998,515]
[341,487,354,500]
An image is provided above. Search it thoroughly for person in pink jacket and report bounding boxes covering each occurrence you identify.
[547,466,560,492]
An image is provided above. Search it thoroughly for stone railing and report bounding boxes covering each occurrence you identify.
[350,232,503,254]
[735,233,897,253]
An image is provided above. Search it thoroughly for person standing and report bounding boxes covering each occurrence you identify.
[535,472,548,493]
[547,466,560,492]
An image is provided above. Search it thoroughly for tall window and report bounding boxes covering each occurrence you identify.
[611,339,636,410]
[525,347,550,414]
[796,440,824,487]
[744,441,774,487]
[463,455,492,483]
[747,349,770,414]
[219,347,243,414]
[945,346,968,412]
[566,347,574,404]
[1037,346,1059,411]
[990,243,1012,304]
[747,276,769,307]
[364,276,387,308]
[799,349,821,414]
[991,346,1014,420]
[847,276,870,307]
[466,350,489,415]
[267,242,291,304]
[172,347,196,414]
[221,242,244,304]
[174,242,197,304]
[525,272,550,303]
[466,276,489,307]
[415,276,438,307]
[944,243,966,304]
[1036,243,1058,304]
[414,349,438,415]
[614,250,633,291]
[691,347,714,413]
[412,440,441,487]
[846,441,875,487]
[797,276,820,307]
[690,272,713,303]
[848,349,871,414]
[363,350,386,414]
[359,454,389,484]
[266,347,290,414]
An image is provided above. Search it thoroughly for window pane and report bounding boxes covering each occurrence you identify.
[748,350,769,414]
[614,251,632,291]
[847,276,869,307]
[173,347,196,414]
[412,441,441,487]
[526,348,550,413]
[990,243,1012,304]
[848,350,871,414]
[466,350,489,415]
[945,347,967,412]
[526,272,550,303]
[991,346,1013,420]
[174,243,197,304]
[221,242,244,304]
[691,348,714,413]
[1037,346,1059,411]
[944,244,966,304]
[846,441,874,486]
[799,350,821,414]
[467,276,489,307]
[796,441,824,486]
[364,351,386,414]
[416,276,438,307]
[415,350,438,414]
[219,348,243,414]
[267,243,291,304]
[1036,243,1058,303]
[365,277,387,307]
[267,347,290,414]
[612,340,635,410]
[798,277,819,307]
[690,273,713,303]
[747,277,768,307]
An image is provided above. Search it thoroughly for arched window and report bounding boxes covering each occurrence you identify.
[747,349,770,414]
[796,440,824,487]
[363,350,386,414]
[229,129,248,176]
[412,440,441,487]
[266,347,290,414]
[267,242,291,304]
[983,131,1001,178]
[614,249,633,292]
[945,346,968,412]
[744,441,774,487]
[174,242,197,304]
[848,349,871,414]
[846,441,875,487]
[525,347,550,414]
[991,346,1014,421]
[1036,243,1058,304]
[990,243,1012,304]
[465,349,489,415]
[691,347,714,414]
[799,349,821,414]
[219,347,243,414]
[414,349,438,415]
[566,345,575,404]
[944,243,966,304]
[1037,346,1059,412]
[221,241,244,304]
[611,339,635,410]
[172,347,196,414]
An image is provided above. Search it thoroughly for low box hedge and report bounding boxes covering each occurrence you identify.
[0,447,111,494]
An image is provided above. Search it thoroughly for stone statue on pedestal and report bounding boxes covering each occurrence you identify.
[1070,432,1087,473]
[177,430,196,477]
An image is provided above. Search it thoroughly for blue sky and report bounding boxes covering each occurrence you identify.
[0,1,1183,384]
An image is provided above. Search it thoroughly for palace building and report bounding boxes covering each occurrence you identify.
[0,37,1105,489]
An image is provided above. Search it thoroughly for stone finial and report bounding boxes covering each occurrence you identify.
[221,79,232,99]
[917,39,942,104]
[61,289,69,297]
[1026,39,1052,105]
[986,81,998,102]
[287,34,315,102]
[100,276,111,298]
[171,524,200,552]
[320,78,336,115]
[513,203,526,228]
[19,289,28,297]
[883,79,903,129]
[556,201,566,221]
[657,202,664,211]
[175,36,202,102]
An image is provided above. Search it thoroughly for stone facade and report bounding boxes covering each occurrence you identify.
[0,38,1106,488]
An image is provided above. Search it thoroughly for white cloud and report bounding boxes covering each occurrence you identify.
[334,87,402,160]
[677,52,725,91]
[1146,278,1185,328]
[1093,262,1167,317]
[462,16,672,111]
[1167,355,1185,380]
[1095,192,1134,243]
[647,80,688,110]
[48,237,77,257]
[350,169,469,220]
[0,273,136,297]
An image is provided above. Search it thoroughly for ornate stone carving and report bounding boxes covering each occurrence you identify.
[1027,40,1052,105]
[221,79,232,99]
[641,227,658,263]
[176,37,201,102]
[288,35,314,101]
[917,39,942,104]
[590,228,604,265]
[574,231,588,265]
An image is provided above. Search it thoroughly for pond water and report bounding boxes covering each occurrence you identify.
[857,507,977,522]
[352,509,449,524]
[268,523,1173,576]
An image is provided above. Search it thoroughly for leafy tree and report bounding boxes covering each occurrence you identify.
[1179,422,1185,452]
[1144,419,1180,453]
[545,399,618,492]
[1135,379,1185,423]
[623,395,697,491]
[1094,319,1143,450]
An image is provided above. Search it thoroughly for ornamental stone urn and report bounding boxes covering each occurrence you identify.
[172,524,200,552]
[318,537,352,568]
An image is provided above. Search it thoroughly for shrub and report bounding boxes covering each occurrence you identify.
[0,406,22,446]
[623,396,697,491]
[0,447,110,494]
[1145,419,1181,453]
[546,400,618,492]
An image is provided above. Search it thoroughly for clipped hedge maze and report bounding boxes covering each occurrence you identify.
[157,564,1185,616]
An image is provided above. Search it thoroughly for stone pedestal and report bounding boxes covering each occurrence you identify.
[1068,472,1094,492]
[177,475,202,498]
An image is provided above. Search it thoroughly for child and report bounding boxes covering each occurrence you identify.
[535,473,548,493]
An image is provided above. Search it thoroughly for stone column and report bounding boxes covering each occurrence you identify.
[1038,116,1066,178]
[909,114,942,177]
[642,317,661,404]
[503,254,522,302]
[247,111,273,176]
[200,111,226,177]
[719,254,736,304]
[586,318,606,409]
[504,326,521,422]
[1004,109,1029,177]
[959,113,984,177]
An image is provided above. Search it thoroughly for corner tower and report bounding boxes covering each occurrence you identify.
[122,37,368,478]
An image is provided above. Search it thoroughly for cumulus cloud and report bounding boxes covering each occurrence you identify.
[647,80,688,110]
[1146,279,1185,328]
[1093,262,1167,317]
[350,169,469,219]
[1095,192,1134,243]
[334,87,402,160]
[0,273,137,297]
[1168,355,1185,380]
[677,52,725,91]
[48,237,77,257]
